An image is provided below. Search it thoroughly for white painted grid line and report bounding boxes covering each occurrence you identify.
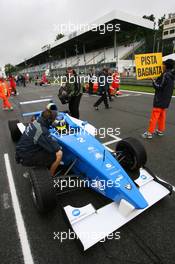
[4,153,34,264]
[120,89,175,98]
[20,98,52,105]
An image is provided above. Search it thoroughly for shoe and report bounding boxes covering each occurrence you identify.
[9,107,14,111]
[116,91,122,95]
[142,131,153,139]
[94,106,99,110]
[2,107,8,111]
[105,106,111,109]
[155,130,164,136]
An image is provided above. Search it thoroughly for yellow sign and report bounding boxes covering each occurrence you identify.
[135,53,163,80]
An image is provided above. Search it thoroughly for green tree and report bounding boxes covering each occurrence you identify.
[158,15,166,29]
[143,14,156,22]
[4,64,17,76]
[142,14,167,53]
[156,15,166,52]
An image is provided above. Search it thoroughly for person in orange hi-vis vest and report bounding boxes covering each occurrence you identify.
[0,73,13,111]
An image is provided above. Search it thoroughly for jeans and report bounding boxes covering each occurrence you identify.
[69,94,82,119]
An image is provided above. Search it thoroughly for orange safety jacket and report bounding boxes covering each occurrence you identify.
[0,80,11,97]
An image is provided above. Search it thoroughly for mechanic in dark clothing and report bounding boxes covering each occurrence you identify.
[142,59,175,139]
[16,108,63,176]
[107,70,113,101]
[88,70,94,95]
[66,67,82,119]
[93,68,110,110]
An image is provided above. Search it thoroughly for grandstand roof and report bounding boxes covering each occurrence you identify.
[16,9,154,68]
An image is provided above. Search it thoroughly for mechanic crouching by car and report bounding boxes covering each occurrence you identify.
[15,108,63,176]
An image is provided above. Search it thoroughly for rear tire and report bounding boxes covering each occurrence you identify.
[29,168,57,213]
[8,119,22,142]
[115,137,147,171]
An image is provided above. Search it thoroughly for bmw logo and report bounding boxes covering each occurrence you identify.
[141,175,147,180]
[106,163,112,168]
[72,209,80,217]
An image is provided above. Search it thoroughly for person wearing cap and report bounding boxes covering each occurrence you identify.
[16,105,62,176]
[142,59,175,139]
[0,73,13,110]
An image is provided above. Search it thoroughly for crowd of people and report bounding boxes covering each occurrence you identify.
[1,59,175,143]
[59,67,121,118]
[61,61,175,140]
[0,72,31,111]
[0,59,174,177]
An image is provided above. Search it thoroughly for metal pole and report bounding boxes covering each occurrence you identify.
[65,49,67,68]
[75,44,79,74]
[153,21,156,53]
[114,31,118,69]
[47,44,51,75]
[162,40,164,55]
[83,43,87,74]
[132,33,137,68]
[173,40,175,53]
[103,47,106,64]
[157,39,160,52]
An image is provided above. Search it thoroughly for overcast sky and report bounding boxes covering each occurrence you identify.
[0,0,174,67]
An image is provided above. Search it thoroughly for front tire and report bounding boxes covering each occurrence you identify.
[115,137,147,171]
[29,168,57,213]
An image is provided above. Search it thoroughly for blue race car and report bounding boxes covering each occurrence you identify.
[8,98,172,250]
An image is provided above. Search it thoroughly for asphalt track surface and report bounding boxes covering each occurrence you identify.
[0,84,175,264]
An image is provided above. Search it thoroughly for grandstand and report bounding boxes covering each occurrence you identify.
[16,10,154,76]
